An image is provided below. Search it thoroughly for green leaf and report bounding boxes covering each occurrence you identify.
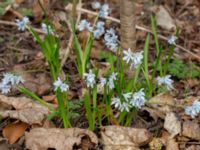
[83,91,94,130]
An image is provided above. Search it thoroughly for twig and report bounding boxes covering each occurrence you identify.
[61,0,82,67]
[65,4,200,61]
[0,20,46,34]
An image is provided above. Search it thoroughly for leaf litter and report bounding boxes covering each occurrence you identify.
[0,94,49,125]
[1,0,200,149]
[25,128,98,150]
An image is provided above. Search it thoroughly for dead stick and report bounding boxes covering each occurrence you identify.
[0,20,46,34]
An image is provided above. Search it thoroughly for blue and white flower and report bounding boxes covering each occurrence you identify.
[123,92,132,102]
[93,21,105,39]
[0,83,11,94]
[130,51,143,69]
[16,16,29,31]
[111,97,121,110]
[91,1,101,9]
[99,4,110,17]
[185,100,200,118]
[120,102,130,112]
[104,28,118,50]
[0,73,24,94]
[78,20,93,32]
[123,48,134,64]
[108,72,118,90]
[84,70,96,88]
[168,35,177,45]
[53,78,69,92]
[42,23,54,34]
[156,75,174,90]
[111,97,130,112]
[130,89,146,109]
[99,77,107,87]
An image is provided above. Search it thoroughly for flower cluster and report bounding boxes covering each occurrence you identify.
[104,28,118,50]
[53,78,69,92]
[168,35,177,45]
[123,48,143,69]
[99,72,118,90]
[78,19,93,32]
[91,2,110,17]
[84,70,96,88]
[42,23,54,34]
[111,89,146,112]
[93,21,105,39]
[0,73,24,94]
[185,100,200,118]
[16,16,29,31]
[156,75,174,90]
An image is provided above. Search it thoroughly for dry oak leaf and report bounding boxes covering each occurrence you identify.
[182,121,200,140]
[164,112,181,138]
[25,128,98,150]
[101,126,152,150]
[3,121,29,144]
[0,94,49,125]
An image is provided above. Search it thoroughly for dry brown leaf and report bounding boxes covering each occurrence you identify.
[32,0,49,22]
[186,145,196,150]
[101,126,152,150]
[166,138,179,150]
[159,131,179,150]
[0,94,49,125]
[145,93,175,119]
[151,5,176,31]
[25,128,98,150]
[3,121,29,144]
[182,121,200,140]
[164,112,181,138]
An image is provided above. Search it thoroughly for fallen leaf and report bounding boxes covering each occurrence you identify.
[145,93,175,119]
[101,126,152,150]
[182,121,200,140]
[42,95,56,102]
[3,121,29,144]
[13,65,51,96]
[166,138,179,150]
[164,112,181,138]
[32,0,49,22]
[160,131,179,150]
[0,94,49,125]
[186,145,196,150]
[25,128,98,150]
[151,5,176,31]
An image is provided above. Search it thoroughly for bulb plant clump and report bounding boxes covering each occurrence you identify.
[1,1,199,131]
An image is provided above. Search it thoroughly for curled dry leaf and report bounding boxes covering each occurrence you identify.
[164,112,181,138]
[145,93,175,120]
[182,121,200,140]
[101,126,152,150]
[0,94,49,125]
[25,128,98,150]
[3,121,29,144]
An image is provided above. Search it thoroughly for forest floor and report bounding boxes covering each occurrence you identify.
[0,0,200,149]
